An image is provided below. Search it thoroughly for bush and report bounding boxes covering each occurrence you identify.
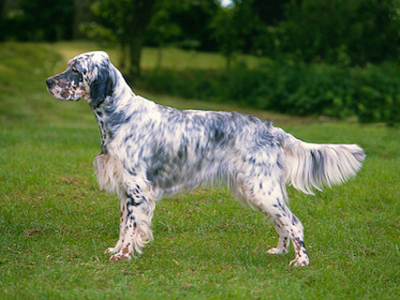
[280,0,400,66]
[139,62,400,123]
[353,64,400,124]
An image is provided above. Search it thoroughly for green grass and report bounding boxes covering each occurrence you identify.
[1,42,400,299]
[51,41,272,72]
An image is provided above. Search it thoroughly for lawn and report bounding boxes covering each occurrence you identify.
[0,42,399,299]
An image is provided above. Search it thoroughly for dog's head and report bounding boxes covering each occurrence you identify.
[46,51,115,108]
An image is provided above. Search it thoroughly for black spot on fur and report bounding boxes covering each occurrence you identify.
[90,63,115,108]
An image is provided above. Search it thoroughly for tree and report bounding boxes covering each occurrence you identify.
[212,0,258,68]
[281,0,400,65]
[91,0,220,73]
[144,0,219,53]
[92,0,156,76]
[73,0,94,39]
[1,0,74,41]
[20,0,74,41]
[144,0,183,67]
[251,0,291,26]
[165,0,219,51]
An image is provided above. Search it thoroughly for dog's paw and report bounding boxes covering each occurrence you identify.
[104,242,123,255]
[104,247,117,254]
[267,247,288,255]
[289,255,310,267]
[109,252,132,262]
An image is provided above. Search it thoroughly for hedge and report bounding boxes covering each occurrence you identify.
[139,62,400,124]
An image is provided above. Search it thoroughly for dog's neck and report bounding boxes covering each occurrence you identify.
[92,105,108,153]
[90,67,136,153]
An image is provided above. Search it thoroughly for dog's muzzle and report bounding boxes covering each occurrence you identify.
[46,77,57,97]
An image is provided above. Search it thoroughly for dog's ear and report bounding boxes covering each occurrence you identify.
[90,63,115,108]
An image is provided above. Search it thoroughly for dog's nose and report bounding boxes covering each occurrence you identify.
[46,78,54,87]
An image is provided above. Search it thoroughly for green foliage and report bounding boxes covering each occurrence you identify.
[141,61,400,123]
[211,0,262,68]
[354,64,400,124]
[3,0,400,69]
[90,0,156,74]
[0,0,74,42]
[145,0,218,51]
[279,0,400,66]
[10,39,394,124]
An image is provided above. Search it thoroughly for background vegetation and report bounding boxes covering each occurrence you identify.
[2,0,400,123]
[140,61,400,123]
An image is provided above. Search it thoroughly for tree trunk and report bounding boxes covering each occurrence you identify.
[128,34,145,77]
[119,43,128,71]
[126,0,156,77]
[73,0,93,40]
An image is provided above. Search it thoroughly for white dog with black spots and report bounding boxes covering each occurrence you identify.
[46,51,365,266]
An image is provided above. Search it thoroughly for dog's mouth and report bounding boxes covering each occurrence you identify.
[46,78,84,101]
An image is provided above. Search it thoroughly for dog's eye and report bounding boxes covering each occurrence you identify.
[72,68,79,74]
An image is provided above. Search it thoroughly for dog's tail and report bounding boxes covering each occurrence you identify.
[274,127,365,195]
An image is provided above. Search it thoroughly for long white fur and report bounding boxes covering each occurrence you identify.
[274,128,365,195]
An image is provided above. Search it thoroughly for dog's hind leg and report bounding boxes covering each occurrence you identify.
[243,177,310,266]
[266,217,290,255]
[266,208,309,267]
[108,179,156,262]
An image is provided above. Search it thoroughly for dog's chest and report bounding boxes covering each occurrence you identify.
[93,152,123,195]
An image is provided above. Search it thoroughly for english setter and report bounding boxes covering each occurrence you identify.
[46,51,365,266]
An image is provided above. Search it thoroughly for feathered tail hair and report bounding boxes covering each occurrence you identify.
[274,128,365,195]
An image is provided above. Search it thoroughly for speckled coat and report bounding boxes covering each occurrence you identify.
[46,51,365,266]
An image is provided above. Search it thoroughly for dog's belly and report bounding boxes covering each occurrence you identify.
[145,145,245,197]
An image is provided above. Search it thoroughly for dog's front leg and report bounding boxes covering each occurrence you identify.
[104,194,128,255]
[108,181,156,262]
